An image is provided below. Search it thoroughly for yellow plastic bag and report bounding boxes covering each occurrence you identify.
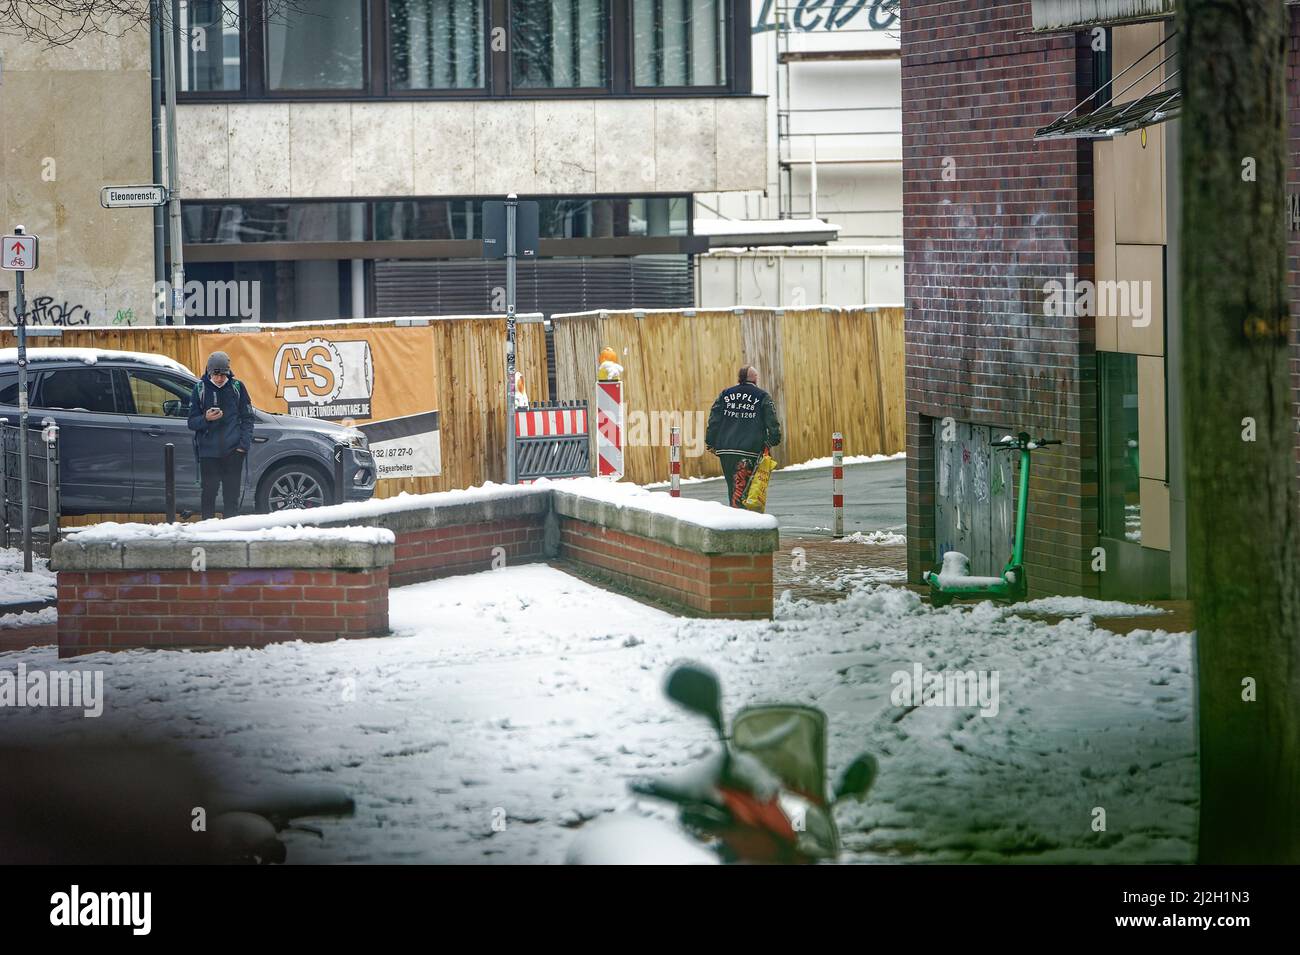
[743,452,778,512]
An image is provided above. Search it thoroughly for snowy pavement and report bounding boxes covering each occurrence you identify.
[0,564,1197,864]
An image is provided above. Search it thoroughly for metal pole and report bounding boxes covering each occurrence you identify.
[505,195,518,485]
[0,417,8,549]
[14,232,31,572]
[150,0,166,290]
[45,421,58,552]
[162,0,184,325]
[164,442,176,523]
[333,443,346,505]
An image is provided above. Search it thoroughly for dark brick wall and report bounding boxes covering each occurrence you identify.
[902,0,1100,596]
[390,517,547,587]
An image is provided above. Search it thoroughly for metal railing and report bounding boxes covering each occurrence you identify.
[0,416,61,561]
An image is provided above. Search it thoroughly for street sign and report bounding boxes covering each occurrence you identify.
[100,184,168,209]
[483,200,539,259]
[2,234,38,271]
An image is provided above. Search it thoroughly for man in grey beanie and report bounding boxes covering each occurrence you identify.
[187,351,255,520]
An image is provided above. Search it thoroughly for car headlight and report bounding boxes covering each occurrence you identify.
[340,429,368,450]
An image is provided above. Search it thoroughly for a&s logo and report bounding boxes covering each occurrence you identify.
[272,337,375,420]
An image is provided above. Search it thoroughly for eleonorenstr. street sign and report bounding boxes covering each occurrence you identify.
[100,184,168,209]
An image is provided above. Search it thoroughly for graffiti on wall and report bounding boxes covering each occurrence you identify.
[7,296,93,326]
[753,0,899,33]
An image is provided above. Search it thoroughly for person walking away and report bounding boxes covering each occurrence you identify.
[705,364,782,507]
[188,351,254,520]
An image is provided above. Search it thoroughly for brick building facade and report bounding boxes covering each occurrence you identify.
[902,0,1300,599]
[902,1,1100,596]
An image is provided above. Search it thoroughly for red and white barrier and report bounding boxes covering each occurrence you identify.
[832,432,844,538]
[515,406,588,437]
[669,426,681,497]
[596,380,623,478]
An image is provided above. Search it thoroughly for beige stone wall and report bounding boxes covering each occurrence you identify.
[0,22,156,326]
[178,96,767,199]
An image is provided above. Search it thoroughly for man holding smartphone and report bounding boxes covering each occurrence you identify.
[187,350,255,520]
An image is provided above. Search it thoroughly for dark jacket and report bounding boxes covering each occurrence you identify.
[187,373,255,460]
[706,382,782,459]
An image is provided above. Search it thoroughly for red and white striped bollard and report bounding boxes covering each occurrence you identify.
[832,432,844,538]
[669,426,681,496]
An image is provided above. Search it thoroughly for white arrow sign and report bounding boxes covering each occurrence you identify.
[2,234,39,271]
[100,184,168,208]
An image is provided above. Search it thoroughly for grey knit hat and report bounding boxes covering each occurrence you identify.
[206,351,232,375]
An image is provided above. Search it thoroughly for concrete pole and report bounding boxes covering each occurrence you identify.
[162,1,185,325]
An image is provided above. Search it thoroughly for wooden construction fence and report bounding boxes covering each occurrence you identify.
[551,307,904,487]
[0,317,548,523]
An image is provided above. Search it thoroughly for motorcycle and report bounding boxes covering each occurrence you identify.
[567,663,878,864]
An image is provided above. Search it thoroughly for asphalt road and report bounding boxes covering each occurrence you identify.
[660,458,905,537]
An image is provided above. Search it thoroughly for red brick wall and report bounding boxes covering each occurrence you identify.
[390,516,546,587]
[56,568,389,657]
[557,519,773,618]
[903,0,1099,595]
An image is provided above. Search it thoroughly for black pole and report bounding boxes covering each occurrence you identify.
[0,416,8,549]
[164,442,176,523]
[334,443,345,505]
[45,422,58,552]
[150,0,166,300]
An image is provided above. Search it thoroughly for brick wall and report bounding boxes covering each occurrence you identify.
[902,0,1099,596]
[557,519,774,619]
[57,568,389,657]
[390,516,547,587]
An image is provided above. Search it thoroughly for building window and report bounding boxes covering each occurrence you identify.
[178,0,242,92]
[183,201,370,244]
[1100,352,1141,543]
[266,0,367,91]
[510,0,608,89]
[632,0,727,88]
[389,0,484,90]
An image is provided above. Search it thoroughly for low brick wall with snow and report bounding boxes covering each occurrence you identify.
[51,528,394,658]
[49,480,779,655]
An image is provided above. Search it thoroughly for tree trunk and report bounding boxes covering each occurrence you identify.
[1179,0,1300,863]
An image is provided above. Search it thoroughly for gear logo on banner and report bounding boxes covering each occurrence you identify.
[272,337,375,420]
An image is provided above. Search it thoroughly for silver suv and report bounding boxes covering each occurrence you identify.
[0,349,376,516]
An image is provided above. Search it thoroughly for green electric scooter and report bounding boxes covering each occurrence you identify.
[923,432,1061,607]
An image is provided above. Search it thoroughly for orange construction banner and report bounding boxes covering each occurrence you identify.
[205,325,441,479]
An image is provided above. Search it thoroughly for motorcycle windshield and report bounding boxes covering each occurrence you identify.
[731,706,828,805]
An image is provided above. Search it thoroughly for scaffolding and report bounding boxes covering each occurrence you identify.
[773,2,903,223]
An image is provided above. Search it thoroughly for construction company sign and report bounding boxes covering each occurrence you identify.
[207,326,441,480]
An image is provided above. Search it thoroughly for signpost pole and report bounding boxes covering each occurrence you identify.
[13,229,30,572]
[505,195,518,485]
[161,1,184,326]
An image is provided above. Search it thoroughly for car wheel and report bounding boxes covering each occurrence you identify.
[257,462,331,513]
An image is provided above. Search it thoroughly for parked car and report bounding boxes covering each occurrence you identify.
[0,348,376,516]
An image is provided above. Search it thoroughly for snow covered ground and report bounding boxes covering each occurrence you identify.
[0,549,56,606]
[0,564,1196,864]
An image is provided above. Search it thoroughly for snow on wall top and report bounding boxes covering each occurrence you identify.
[550,477,778,532]
[0,347,192,376]
[65,522,395,545]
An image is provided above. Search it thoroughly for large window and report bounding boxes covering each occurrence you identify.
[177,0,746,99]
[511,0,607,89]
[633,0,727,87]
[1100,353,1141,543]
[266,0,366,91]
[390,0,484,90]
[178,0,242,92]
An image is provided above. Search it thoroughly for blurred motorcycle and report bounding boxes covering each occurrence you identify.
[568,663,878,864]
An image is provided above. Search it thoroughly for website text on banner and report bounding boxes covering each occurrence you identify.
[205,327,442,481]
